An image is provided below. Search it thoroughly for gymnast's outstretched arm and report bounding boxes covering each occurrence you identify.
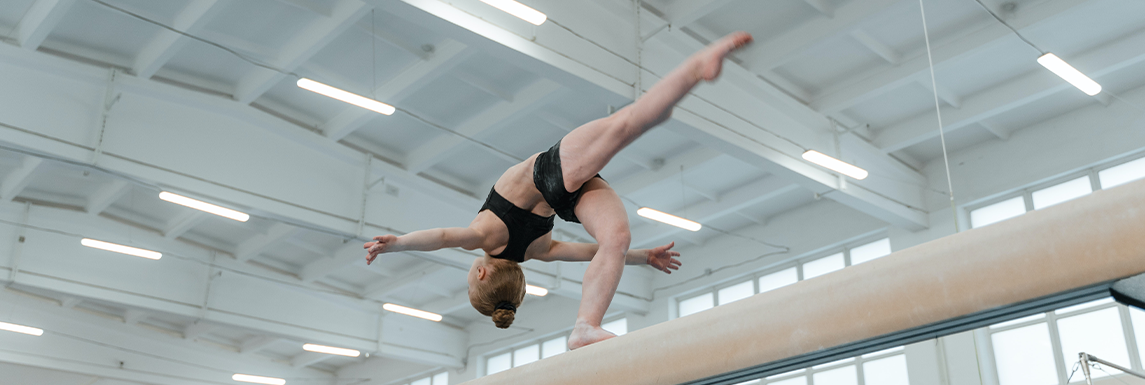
[364,228,483,264]
[537,241,682,274]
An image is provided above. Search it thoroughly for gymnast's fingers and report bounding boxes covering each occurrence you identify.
[364,241,376,249]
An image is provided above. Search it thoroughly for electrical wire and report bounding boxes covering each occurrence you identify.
[1095,364,1136,385]
[919,0,960,231]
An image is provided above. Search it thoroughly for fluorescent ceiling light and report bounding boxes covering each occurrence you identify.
[302,343,360,357]
[382,303,442,322]
[1037,53,1102,96]
[232,374,285,385]
[802,150,868,180]
[159,192,249,222]
[297,78,395,115]
[480,0,547,25]
[525,284,548,297]
[81,238,162,260]
[636,207,702,232]
[0,321,43,336]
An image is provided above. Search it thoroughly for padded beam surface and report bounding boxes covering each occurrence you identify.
[464,178,1145,385]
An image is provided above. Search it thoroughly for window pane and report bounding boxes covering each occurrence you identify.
[602,318,627,336]
[1057,307,1130,377]
[541,336,567,359]
[850,238,891,265]
[1133,307,1145,368]
[733,381,759,385]
[803,253,844,279]
[767,369,806,380]
[513,344,539,367]
[759,268,798,293]
[769,376,807,385]
[813,357,855,369]
[862,346,905,358]
[718,281,754,305]
[432,372,448,385]
[812,365,857,385]
[1099,156,1145,189]
[1032,177,1092,210]
[971,197,1026,228]
[992,323,1057,385]
[679,293,713,317]
[864,355,909,385]
[990,313,1046,329]
[487,352,511,375]
[411,377,431,385]
[1055,298,1115,315]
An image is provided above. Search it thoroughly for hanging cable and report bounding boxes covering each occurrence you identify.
[919,0,960,232]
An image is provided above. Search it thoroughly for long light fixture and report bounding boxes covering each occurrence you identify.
[0,321,44,336]
[302,343,360,357]
[81,238,162,260]
[479,0,547,25]
[382,303,443,322]
[636,207,702,232]
[1037,53,1102,96]
[159,192,249,222]
[802,150,868,180]
[232,374,285,385]
[296,78,395,115]
[525,284,548,297]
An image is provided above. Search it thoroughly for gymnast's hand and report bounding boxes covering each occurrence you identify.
[646,242,682,274]
[364,235,398,265]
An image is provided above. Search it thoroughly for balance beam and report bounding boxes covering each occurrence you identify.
[464,178,1145,385]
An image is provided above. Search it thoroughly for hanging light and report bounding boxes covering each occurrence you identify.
[296,78,395,115]
[802,150,868,180]
[637,207,702,231]
[525,285,548,296]
[382,303,443,322]
[1037,53,1102,96]
[302,343,361,357]
[159,192,249,222]
[81,238,162,260]
[232,374,285,385]
[0,321,43,336]
[479,0,547,25]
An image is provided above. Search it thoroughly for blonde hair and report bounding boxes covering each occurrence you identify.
[470,258,526,328]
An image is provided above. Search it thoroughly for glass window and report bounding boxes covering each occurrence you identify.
[1032,177,1092,210]
[679,293,714,317]
[1133,307,1145,368]
[733,381,759,385]
[411,377,431,385]
[432,372,448,385]
[769,376,807,385]
[991,323,1057,385]
[541,336,566,359]
[767,369,806,380]
[812,365,857,385]
[487,352,511,375]
[850,238,891,265]
[602,318,627,336]
[813,357,855,369]
[1099,156,1145,189]
[759,268,798,294]
[863,354,909,385]
[1055,298,1115,315]
[971,197,1026,228]
[718,281,754,305]
[513,344,539,367]
[862,346,905,358]
[803,253,844,279]
[1057,307,1130,377]
[990,313,1045,329]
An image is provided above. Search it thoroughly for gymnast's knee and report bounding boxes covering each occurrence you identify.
[599,228,631,256]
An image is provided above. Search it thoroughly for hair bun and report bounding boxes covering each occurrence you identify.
[491,308,515,329]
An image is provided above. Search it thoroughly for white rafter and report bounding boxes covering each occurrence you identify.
[299,241,388,284]
[233,0,372,104]
[240,335,282,355]
[14,0,77,51]
[132,0,228,79]
[658,0,739,27]
[163,211,209,239]
[234,223,299,262]
[738,0,902,71]
[362,262,444,300]
[850,29,901,65]
[291,352,333,368]
[1,156,44,202]
[84,179,130,216]
[321,40,471,141]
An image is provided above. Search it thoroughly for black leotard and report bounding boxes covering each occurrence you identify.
[533,140,604,223]
[479,187,554,263]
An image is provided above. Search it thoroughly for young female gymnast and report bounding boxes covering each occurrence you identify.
[365,32,753,350]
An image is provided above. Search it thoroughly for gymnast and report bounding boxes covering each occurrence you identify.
[365,32,753,350]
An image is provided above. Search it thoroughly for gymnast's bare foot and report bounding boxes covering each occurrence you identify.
[694,32,753,81]
[568,319,616,350]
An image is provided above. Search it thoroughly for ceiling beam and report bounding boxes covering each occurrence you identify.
[874,25,1145,153]
[233,0,372,104]
[362,262,444,300]
[811,0,1097,115]
[299,241,390,284]
[609,146,723,196]
[801,0,836,17]
[234,223,299,262]
[84,179,130,216]
[321,40,471,141]
[1,156,44,202]
[658,0,739,27]
[850,29,901,65]
[630,177,801,248]
[240,335,281,355]
[739,0,902,71]
[163,211,209,239]
[122,309,150,325]
[15,0,77,51]
[291,352,332,368]
[405,79,562,173]
[132,0,228,79]
[421,289,471,316]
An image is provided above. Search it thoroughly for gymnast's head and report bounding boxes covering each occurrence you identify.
[468,255,526,329]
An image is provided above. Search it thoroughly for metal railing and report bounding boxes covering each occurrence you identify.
[1078,352,1145,385]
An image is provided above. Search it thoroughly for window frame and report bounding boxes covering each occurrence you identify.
[755,346,908,385]
[483,332,573,376]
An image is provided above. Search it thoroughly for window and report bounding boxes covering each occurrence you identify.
[405,371,448,385]
[513,344,539,367]
[1099,156,1145,189]
[718,281,754,305]
[863,354,909,385]
[602,318,627,336]
[758,268,798,294]
[679,292,714,317]
[971,197,1026,228]
[803,253,844,279]
[541,336,566,359]
[987,299,1144,385]
[487,352,511,375]
[486,335,569,376]
[849,238,892,265]
[745,347,907,384]
[1032,176,1091,210]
